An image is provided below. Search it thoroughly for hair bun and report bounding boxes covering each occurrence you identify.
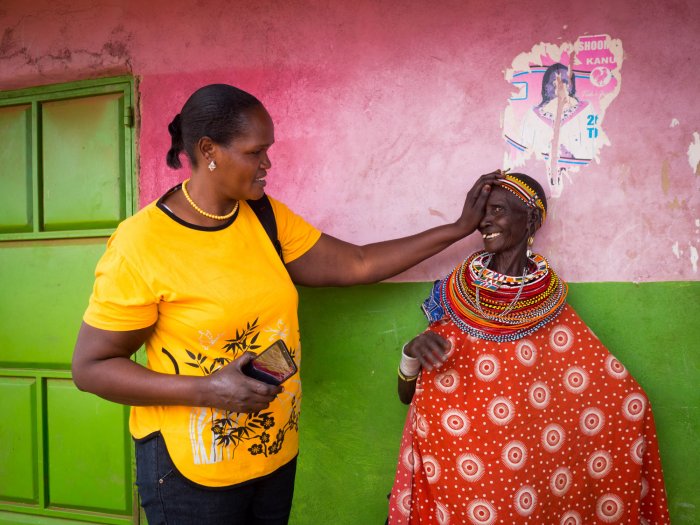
[166,113,184,169]
[168,113,182,138]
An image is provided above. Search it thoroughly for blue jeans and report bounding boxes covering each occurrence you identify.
[135,433,297,525]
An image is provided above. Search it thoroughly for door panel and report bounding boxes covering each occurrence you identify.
[0,104,32,233]
[0,377,38,503]
[46,380,131,514]
[42,94,126,231]
[0,240,107,366]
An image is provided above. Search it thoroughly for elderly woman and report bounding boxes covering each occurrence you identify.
[71,83,504,525]
[388,173,670,524]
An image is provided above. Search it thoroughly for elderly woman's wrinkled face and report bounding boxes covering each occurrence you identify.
[478,187,531,256]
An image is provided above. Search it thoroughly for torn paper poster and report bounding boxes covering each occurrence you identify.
[502,34,623,197]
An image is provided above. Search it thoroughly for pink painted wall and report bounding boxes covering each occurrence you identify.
[2,0,699,282]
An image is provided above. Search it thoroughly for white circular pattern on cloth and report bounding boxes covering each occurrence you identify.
[435,500,450,525]
[587,450,613,479]
[422,455,441,484]
[444,335,457,360]
[631,436,646,465]
[441,408,471,436]
[515,339,538,366]
[641,477,650,499]
[605,354,628,379]
[474,354,500,382]
[528,381,551,409]
[579,407,606,436]
[501,440,528,470]
[596,493,624,523]
[549,325,574,352]
[434,369,460,394]
[513,485,538,517]
[457,453,485,482]
[563,366,590,394]
[467,499,497,525]
[549,466,573,497]
[397,488,412,517]
[559,510,582,525]
[415,412,429,439]
[622,392,646,421]
[487,396,515,426]
[401,445,420,471]
[542,423,566,453]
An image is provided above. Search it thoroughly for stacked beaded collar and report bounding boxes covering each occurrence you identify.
[439,251,568,342]
[498,174,547,225]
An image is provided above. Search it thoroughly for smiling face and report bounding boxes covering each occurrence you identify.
[211,104,275,201]
[478,187,532,259]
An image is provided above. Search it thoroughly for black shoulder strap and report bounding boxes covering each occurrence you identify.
[247,194,283,262]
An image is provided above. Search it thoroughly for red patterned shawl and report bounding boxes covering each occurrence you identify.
[388,304,670,525]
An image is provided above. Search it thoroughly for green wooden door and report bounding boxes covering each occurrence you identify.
[0,77,138,525]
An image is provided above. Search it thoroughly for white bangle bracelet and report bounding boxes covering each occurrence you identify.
[400,343,421,376]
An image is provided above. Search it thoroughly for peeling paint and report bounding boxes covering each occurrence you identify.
[0,27,17,55]
[0,22,133,77]
[670,118,680,128]
[672,241,681,258]
[687,132,700,175]
[428,208,448,221]
[661,160,671,195]
[690,245,698,272]
[667,197,688,211]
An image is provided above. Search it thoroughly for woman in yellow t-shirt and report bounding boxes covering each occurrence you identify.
[72,83,503,524]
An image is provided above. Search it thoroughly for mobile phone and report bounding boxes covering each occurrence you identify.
[242,339,297,385]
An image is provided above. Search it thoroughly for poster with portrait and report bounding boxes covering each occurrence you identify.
[502,34,623,197]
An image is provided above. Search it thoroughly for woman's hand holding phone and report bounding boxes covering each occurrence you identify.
[204,352,283,413]
[242,340,298,385]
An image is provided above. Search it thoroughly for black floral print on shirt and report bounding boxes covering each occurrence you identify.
[161,317,299,459]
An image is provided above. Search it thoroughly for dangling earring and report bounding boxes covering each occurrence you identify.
[527,236,534,258]
[208,160,217,172]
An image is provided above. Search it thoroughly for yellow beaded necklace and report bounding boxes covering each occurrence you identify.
[181,178,239,221]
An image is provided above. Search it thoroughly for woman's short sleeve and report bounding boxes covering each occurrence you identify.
[83,239,158,331]
[269,198,322,263]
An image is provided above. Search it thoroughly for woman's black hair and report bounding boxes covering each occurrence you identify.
[537,63,576,107]
[166,84,263,169]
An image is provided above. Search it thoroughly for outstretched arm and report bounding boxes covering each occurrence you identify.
[286,171,502,287]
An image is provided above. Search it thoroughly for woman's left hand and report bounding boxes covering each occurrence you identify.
[404,331,451,371]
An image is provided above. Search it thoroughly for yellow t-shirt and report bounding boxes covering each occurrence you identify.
[83,189,321,487]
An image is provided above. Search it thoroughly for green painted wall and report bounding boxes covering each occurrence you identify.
[2,240,695,525]
[292,281,700,525]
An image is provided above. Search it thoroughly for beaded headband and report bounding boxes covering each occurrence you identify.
[497,175,547,224]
